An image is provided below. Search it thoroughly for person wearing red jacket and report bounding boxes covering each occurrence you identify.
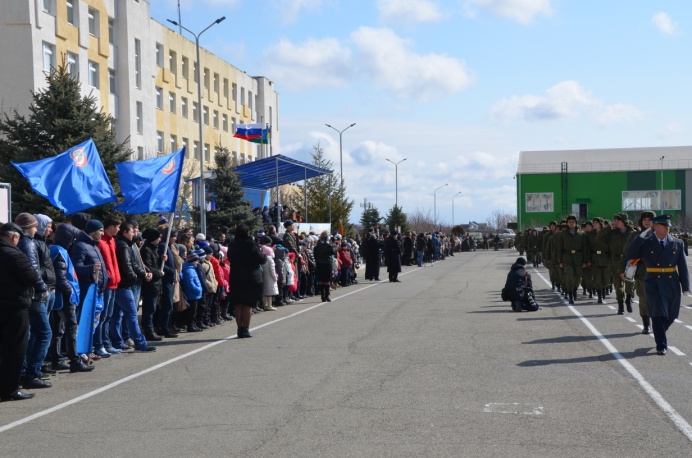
[337,243,354,286]
[95,216,122,357]
[208,250,225,324]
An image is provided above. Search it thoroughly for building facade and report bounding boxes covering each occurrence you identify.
[0,0,279,168]
[516,146,692,229]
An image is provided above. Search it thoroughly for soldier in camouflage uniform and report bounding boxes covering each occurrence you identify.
[527,229,541,267]
[515,230,525,256]
[586,217,611,304]
[555,222,569,297]
[556,215,590,304]
[595,213,635,314]
[624,211,655,334]
[542,222,560,291]
[580,221,594,298]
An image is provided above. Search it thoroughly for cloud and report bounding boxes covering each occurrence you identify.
[278,0,326,24]
[465,0,554,24]
[658,122,681,138]
[652,12,677,35]
[261,38,353,90]
[351,27,474,101]
[491,80,643,126]
[351,140,399,165]
[377,0,446,24]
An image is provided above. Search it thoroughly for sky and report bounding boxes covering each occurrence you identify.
[149,0,692,226]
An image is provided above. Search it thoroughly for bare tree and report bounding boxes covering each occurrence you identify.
[485,209,516,231]
[408,207,436,233]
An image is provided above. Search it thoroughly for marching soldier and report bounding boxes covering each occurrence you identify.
[580,221,594,297]
[623,211,655,333]
[596,213,635,314]
[542,222,560,291]
[555,215,589,304]
[587,218,611,304]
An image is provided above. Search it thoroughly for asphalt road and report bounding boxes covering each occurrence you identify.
[2,250,692,457]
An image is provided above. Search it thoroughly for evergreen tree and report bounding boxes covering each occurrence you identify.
[202,148,259,235]
[0,64,130,221]
[385,204,409,233]
[295,142,354,234]
[360,205,381,235]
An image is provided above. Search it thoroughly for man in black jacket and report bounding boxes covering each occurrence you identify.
[140,228,165,341]
[0,223,40,401]
[503,257,539,312]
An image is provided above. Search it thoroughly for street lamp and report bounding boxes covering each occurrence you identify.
[433,183,448,230]
[660,155,665,212]
[385,158,406,208]
[167,16,226,236]
[452,191,462,227]
[325,123,356,191]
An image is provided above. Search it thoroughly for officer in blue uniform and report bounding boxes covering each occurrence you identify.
[626,214,691,355]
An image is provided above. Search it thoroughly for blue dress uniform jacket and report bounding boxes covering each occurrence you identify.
[626,234,690,319]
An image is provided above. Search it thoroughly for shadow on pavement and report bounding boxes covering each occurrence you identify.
[517,347,654,366]
[522,333,636,345]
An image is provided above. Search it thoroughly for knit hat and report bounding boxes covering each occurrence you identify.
[33,214,52,236]
[259,235,272,245]
[284,219,294,228]
[70,212,92,230]
[84,219,104,234]
[613,212,628,223]
[592,217,604,225]
[186,252,200,262]
[14,213,38,229]
[566,214,578,222]
[195,233,206,241]
[158,216,168,225]
[142,228,161,242]
[202,246,213,254]
[516,257,527,266]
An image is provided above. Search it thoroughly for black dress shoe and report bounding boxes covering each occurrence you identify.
[70,361,95,372]
[144,333,163,342]
[51,360,71,371]
[163,332,179,338]
[22,377,53,389]
[657,348,667,355]
[1,390,35,402]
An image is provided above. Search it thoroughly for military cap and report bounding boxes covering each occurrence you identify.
[613,212,629,222]
[652,214,672,227]
[548,221,557,227]
[640,211,656,221]
[566,214,578,222]
[583,220,593,227]
[592,217,604,225]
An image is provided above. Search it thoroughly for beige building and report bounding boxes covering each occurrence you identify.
[0,0,280,169]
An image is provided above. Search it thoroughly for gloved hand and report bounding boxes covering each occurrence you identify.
[639,227,652,239]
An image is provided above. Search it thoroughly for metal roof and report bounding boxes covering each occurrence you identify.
[235,154,333,190]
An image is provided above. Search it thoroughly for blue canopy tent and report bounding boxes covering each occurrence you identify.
[236,154,333,226]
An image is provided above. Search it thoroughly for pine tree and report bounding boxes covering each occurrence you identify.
[295,142,354,233]
[360,205,381,235]
[0,63,130,221]
[202,148,259,235]
[385,204,409,233]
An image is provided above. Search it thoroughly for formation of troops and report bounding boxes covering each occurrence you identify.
[515,212,690,355]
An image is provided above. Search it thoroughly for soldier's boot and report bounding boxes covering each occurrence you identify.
[597,291,604,304]
[568,291,575,305]
[617,300,625,315]
[551,281,555,291]
[625,294,633,313]
[582,287,587,296]
[642,316,650,335]
[588,289,593,299]
[573,288,578,301]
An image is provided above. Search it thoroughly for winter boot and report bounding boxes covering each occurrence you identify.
[325,288,331,302]
[582,287,587,296]
[597,290,604,304]
[573,289,578,301]
[568,291,575,305]
[551,281,555,291]
[617,300,624,315]
[625,294,633,313]
[588,289,593,299]
[642,316,650,334]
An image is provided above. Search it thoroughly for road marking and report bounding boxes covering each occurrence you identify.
[626,317,637,323]
[685,325,692,332]
[669,346,685,356]
[483,403,544,415]
[0,274,398,434]
[533,269,692,443]
[607,305,616,310]
[675,319,684,324]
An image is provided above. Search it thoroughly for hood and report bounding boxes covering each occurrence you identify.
[511,262,525,271]
[34,214,52,237]
[53,224,80,249]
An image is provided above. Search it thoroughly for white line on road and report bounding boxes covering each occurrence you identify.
[669,346,686,356]
[626,317,637,323]
[533,269,692,443]
[0,274,396,434]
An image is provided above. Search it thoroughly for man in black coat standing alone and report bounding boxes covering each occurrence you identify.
[364,229,381,281]
[384,231,403,282]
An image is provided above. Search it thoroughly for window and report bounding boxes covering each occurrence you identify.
[232,151,238,163]
[240,153,245,164]
[525,193,554,213]
[240,87,245,106]
[203,68,209,89]
[213,73,219,93]
[182,137,188,151]
[181,57,188,79]
[157,131,164,153]
[66,1,75,25]
[155,87,163,109]
[137,147,144,160]
[88,60,99,88]
[192,102,198,123]
[170,134,178,152]
[42,0,54,15]
[193,62,198,83]
[622,190,682,211]
[136,102,143,134]
[88,9,99,36]
[42,43,55,72]
[193,141,199,158]
[204,144,210,163]
[231,117,236,133]
[181,97,188,118]
[213,110,218,129]
[155,43,163,67]
[134,39,141,89]
[108,69,115,94]
[222,114,228,132]
[223,78,229,99]
[248,91,253,112]
[169,51,177,74]
[203,106,209,125]
[108,19,114,44]
[232,83,237,104]
[66,52,78,79]
[169,92,176,114]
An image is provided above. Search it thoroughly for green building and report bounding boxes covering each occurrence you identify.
[516,146,692,230]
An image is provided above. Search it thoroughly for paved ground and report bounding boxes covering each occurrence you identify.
[2,249,692,457]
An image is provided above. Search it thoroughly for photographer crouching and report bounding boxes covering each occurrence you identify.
[502,257,540,312]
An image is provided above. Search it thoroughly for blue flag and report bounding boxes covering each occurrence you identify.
[114,147,186,215]
[76,284,100,355]
[11,138,117,215]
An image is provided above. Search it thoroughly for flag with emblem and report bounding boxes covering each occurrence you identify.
[114,147,186,214]
[11,138,117,215]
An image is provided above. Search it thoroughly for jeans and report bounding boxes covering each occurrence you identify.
[417,250,424,266]
[94,288,116,349]
[158,281,174,334]
[112,288,148,350]
[24,296,52,379]
[122,283,141,341]
[141,291,158,334]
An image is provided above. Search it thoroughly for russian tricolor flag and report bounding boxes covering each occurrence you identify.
[233,123,264,141]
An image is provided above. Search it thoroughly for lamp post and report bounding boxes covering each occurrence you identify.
[325,123,356,192]
[660,155,665,212]
[452,191,462,227]
[433,183,448,230]
[385,158,406,208]
[167,16,226,236]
